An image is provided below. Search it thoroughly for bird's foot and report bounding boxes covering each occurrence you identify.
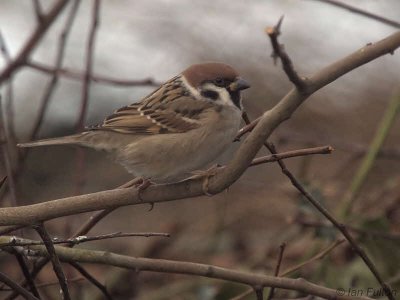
[133,178,153,201]
[190,164,223,196]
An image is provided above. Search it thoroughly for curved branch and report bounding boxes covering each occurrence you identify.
[0,32,398,225]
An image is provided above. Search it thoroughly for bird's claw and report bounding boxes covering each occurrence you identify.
[134,178,153,202]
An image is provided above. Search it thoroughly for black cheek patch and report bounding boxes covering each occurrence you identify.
[201,90,219,100]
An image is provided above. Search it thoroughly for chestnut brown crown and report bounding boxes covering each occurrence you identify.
[182,62,239,88]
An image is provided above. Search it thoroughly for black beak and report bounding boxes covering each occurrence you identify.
[229,78,250,92]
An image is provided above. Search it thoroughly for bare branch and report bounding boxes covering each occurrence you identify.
[1,232,170,247]
[34,224,71,300]
[1,236,373,300]
[0,271,39,300]
[0,0,69,83]
[313,0,400,29]
[250,146,333,166]
[267,243,286,300]
[30,0,81,140]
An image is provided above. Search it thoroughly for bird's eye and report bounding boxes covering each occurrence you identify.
[213,78,226,87]
[201,90,219,100]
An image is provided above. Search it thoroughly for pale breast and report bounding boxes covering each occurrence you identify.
[116,105,242,183]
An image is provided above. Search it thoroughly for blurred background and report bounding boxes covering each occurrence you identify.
[0,0,399,299]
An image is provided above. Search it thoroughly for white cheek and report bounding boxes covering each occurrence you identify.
[201,83,236,108]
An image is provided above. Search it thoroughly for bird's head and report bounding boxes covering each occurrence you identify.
[181,62,250,110]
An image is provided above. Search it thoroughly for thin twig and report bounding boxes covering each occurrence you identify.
[1,232,170,247]
[281,239,345,276]
[313,0,400,29]
[0,271,39,300]
[265,16,307,90]
[0,96,18,207]
[12,250,41,298]
[26,61,160,87]
[267,243,286,300]
[250,146,333,166]
[69,262,112,300]
[34,223,71,300]
[0,176,7,189]
[73,0,100,196]
[76,0,100,131]
[295,217,400,241]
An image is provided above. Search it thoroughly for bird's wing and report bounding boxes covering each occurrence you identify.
[87,77,212,135]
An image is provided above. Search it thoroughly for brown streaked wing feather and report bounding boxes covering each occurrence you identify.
[88,77,208,135]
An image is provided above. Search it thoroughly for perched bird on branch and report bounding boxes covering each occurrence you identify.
[18,63,250,191]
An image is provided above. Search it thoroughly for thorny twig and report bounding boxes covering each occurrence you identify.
[265,16,307,90]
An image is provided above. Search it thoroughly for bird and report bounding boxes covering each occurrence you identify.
[18,62,250,192]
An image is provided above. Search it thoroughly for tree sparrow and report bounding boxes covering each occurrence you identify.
[18,63,250,187]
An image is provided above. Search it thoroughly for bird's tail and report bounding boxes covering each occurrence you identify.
[17,133,84,148]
